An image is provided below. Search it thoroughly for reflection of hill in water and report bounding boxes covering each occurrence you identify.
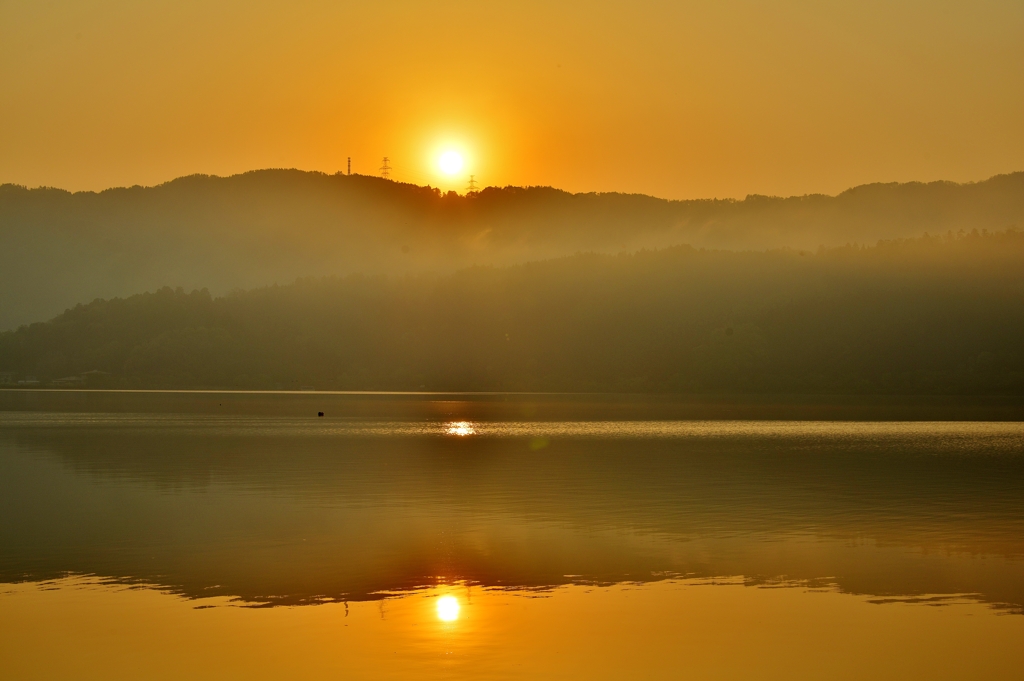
[1,409,1022,612]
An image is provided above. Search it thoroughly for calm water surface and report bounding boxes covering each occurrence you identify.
[2,394,1023,679]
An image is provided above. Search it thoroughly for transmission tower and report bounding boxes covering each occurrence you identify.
[347,157,351,175]
[466,174,479,193]
[379,157,391,180]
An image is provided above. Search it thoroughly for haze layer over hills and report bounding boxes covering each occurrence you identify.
[2,170,1023,331]
[2,231,1022,394]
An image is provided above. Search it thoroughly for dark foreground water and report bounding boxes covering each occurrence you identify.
[1,392,1023,680]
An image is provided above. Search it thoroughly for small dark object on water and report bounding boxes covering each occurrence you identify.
[318,412,324,417]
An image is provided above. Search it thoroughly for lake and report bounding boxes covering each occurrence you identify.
[1,391,1023,680]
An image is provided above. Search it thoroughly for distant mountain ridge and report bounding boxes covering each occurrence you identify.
[1,169,1022,330]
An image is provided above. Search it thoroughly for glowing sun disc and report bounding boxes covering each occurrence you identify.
[438,151,464,175]
[437,595,460,621]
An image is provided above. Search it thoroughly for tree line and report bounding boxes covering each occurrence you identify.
[1,230,1022,394]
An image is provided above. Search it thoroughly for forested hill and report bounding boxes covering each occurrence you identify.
[2,230,1022,394]
[1,169,1023,331]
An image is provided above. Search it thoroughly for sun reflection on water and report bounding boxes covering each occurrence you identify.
[436,595,460,621]
[445,421,476,436]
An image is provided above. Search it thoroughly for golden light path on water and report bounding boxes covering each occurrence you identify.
[6,414,1022,451]
[445,421,476,436]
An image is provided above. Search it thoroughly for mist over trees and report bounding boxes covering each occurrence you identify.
[2,230,1022,394]
[2,169,1022,331]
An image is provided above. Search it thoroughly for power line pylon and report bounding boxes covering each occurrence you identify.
[379,157,391,180]
[466,174,478,193]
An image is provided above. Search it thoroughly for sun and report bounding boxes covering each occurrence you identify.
[438,150,464,176]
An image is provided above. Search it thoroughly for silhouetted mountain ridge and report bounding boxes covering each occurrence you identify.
[1,169,1022,330]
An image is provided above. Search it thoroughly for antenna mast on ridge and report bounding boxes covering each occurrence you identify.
[466,175,478,193]
[347,157,351,175]
[379,157,391,180]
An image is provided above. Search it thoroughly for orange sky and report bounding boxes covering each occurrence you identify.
[1,0,1022,198]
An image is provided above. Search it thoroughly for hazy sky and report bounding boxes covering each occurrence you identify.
[1,0,1022,198]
